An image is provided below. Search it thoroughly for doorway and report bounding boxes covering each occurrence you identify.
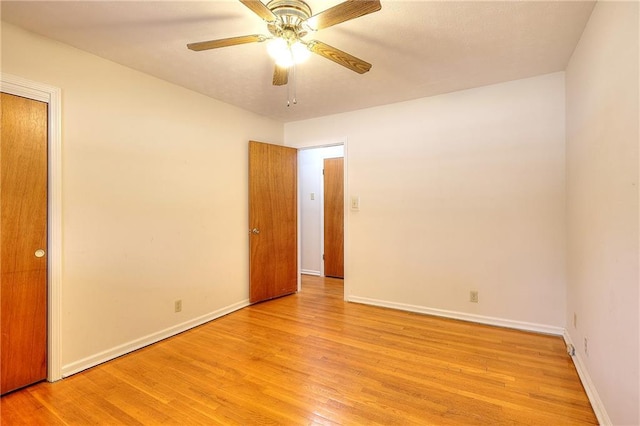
[298,144,345,284]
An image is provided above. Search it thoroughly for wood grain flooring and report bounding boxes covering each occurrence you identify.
[1,275,597,425]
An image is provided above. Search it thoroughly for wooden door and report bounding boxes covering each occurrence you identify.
[1,93,48,394]
[323,157,344,278]
[249,141,297,303]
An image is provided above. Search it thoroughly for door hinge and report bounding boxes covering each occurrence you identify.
[322,169,325,175]
[322,254,325,260]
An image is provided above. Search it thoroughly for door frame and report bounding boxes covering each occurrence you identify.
[1,73,62,382]
[296,140,348,298]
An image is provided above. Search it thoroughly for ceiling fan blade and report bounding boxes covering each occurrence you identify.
[307,40,372,74]
[305,0,381,31]
[239,0,277,22]
[273,65,289,86]
[187,34,265,51]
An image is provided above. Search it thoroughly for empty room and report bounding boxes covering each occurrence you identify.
[1,0,638,425]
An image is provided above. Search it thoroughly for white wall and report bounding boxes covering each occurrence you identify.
[1,22,283,374]
[565,2,639,425]
[286,73,566,331]
[299,145,344,275]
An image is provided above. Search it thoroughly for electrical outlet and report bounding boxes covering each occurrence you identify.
[175,300,182,313]
[469,291,479,303]
[584,337,588,356]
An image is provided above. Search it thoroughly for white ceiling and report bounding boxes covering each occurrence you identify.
[1,0,595,123]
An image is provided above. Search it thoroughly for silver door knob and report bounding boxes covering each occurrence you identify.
[35,249,45,258]
[252,228,260,234]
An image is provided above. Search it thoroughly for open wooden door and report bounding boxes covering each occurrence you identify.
[249,141,297,303]
[323,157,344,278]
[1,93,48,394]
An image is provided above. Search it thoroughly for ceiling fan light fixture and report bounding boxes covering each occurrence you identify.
[291,41,311,63]
[267,37,293,67]
[267,38,310,68]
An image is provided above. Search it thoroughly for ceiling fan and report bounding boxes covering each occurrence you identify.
[187,0,382,86]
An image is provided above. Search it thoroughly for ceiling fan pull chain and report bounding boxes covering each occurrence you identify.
[286,63,298,107]
[292,63,298,105]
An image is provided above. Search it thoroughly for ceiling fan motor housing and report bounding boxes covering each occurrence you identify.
[267,0,312,40]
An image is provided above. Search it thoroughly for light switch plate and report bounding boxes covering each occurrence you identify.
[351,196,360,211]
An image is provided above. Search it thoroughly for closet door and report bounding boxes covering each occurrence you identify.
[1,93,48,394]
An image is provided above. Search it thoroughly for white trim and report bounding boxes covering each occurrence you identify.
[347,295,565,336]
[563,331,611,425]
[341,139,349,298]
[1,73,63,382]
[348,294,611,421]
[319,159,326,278]
[300,269,321,276]
[62,299,250,377]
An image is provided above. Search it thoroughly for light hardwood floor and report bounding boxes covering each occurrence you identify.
[1,275,597,425]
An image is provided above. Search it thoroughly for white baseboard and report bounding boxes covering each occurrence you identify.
[347,295,610,423]
[60,292,609,424]
[563,331,611,425]
[61,299,250,377]
[346,295,564,335]
[300,269,321,276]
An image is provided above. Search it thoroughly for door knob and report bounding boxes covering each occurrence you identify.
[252,228,260,234]
[35,249,45,258]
